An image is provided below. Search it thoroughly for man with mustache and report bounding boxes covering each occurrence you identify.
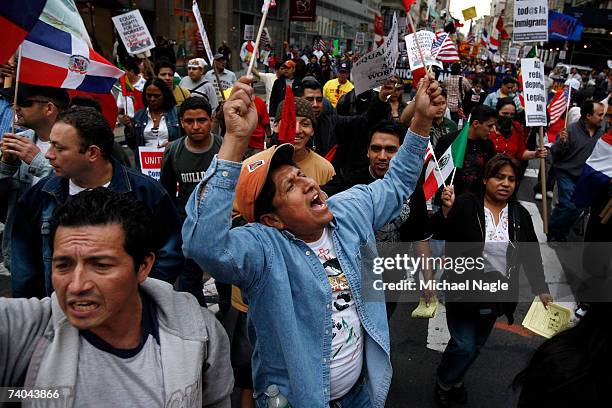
[182,73,443,407]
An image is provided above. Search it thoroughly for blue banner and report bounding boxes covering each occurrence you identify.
[549,11,584,41]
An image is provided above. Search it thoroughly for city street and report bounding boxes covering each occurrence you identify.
[1,160,580,407]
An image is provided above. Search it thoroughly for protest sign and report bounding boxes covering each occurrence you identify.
[351,13,398,96]
[513,0,548,43]
[112,10,155,55]
[520,58,547,127]
[355,32,366,47]
[138,146,165,180]
[192,0,214,64]
[507,47,519,64]
[462,6,477,21]
[404,31,443,71]
[244,25,255,41]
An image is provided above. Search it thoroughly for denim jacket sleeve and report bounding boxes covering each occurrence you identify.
[332,129,429,231]
[182,157,266,290]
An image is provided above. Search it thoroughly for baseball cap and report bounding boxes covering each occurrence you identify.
[213,53,226,60]
[338,62,350,72]
[281,60,296,70]
[235,144,295,223]
[188,58,206,69]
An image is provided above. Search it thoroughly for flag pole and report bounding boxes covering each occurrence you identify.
[11,47,22,135]
[534,42,548,234]
[564,85,572,128]
[246,4,270,79]
[3,55,15,88]
[406,13,432,74]
[449,167,457,186]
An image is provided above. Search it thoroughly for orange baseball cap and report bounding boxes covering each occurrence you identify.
[235,144,295,223]
[282,60,296,69]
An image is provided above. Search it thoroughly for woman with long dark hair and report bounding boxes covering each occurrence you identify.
[432,155,552,407]
[319,53,333,83]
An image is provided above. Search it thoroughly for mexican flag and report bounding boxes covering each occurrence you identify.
[422,119,469,200]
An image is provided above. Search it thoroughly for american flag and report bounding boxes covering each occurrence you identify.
[261,28,271,48]
[466,31,475,46]
[314,38,326,52]
[431,31,460,63]
[548,87,570,125]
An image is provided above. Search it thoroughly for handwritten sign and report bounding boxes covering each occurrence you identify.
[520,58,547,127]
[351,13,398,96]
[404,31,442,71]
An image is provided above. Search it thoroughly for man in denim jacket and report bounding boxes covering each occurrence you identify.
[183,75,443,407]
[0,85,69,271]
[11,107,187,299]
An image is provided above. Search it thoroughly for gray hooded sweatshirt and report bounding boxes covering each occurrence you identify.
[0,278,233,407]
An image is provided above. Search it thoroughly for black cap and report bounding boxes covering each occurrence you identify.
[17,84,70,109]
[338,62,350,72]
[213,53,226,60]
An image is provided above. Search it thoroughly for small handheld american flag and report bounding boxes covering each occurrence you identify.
[548,87,570,125]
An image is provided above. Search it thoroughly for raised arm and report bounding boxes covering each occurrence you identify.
[333,74,442,230]
[182,79,267,290]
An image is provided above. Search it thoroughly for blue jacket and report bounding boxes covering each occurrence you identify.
[11,159,185,298]
[133,106,182,166]
[182,130,429,407]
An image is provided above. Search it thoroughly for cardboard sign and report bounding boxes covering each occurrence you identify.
[520,58,547,127]
[244,25,255,41]
[462,6,477,21]
[507,47,519,64]
[138,146,165,180]
[513,0,548,43]
[351,13,398,96]
[192,0,214,65]
[355,32,366,47]
[404,31,442,71]
[112,10,155,55]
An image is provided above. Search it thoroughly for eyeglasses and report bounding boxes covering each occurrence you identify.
[18,99,52,108]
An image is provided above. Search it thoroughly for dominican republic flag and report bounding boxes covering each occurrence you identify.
[431,31,460,63]
[0,1,46,63]
[481,29,498,54]
[19,0,123,94]
[572,131,612,207]
[423,119,469,200]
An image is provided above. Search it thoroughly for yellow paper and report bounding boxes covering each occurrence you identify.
[462,6,477,21]
[521,297,571,339]
[411,297,438,319]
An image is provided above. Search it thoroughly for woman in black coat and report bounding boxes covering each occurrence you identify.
[431,154,552,407]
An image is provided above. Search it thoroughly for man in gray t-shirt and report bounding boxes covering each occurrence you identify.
[180,58,219,114]
[160,97,221,221]
[0,189,233,407]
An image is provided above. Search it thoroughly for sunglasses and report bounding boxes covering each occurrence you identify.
[18,99,52,108]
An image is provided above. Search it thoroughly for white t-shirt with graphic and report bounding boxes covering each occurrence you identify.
[307,227,363,400]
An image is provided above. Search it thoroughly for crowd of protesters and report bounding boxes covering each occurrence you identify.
[0,36,611,408]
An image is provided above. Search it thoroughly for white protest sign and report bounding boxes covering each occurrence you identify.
[507,47,519,64]
[244,25,255,41]
[138,147,165,180]
[513,0,548,43]
[355,32,366,47]
[351,13,398,96]
[404,31,443,71]
[192,0,214,65]
[520,58,547,127]
[112,10,155,55]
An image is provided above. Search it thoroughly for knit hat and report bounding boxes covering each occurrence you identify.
[275,97,316,126]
